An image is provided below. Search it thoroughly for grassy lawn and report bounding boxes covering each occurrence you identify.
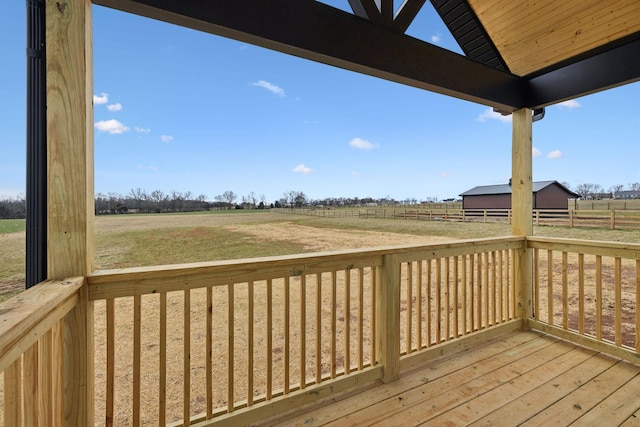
[0,218,25,234]
[4,210,640,301]
[95,226,307,270]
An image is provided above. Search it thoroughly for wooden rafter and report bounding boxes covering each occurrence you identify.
[94,0,524,111]
[394,0,427,33]
[350,0,426,33]
[379,0,394,25]
[91,0,640,111]
[348,0,383,24]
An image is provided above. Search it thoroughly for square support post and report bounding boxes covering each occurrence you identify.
[46,0,95,424]
[376,254,400,383]
[511,108,533,329]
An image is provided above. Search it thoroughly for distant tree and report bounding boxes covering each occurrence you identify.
[609,184,624,196]
[197,194,208,211]
[574,183,604,199]
[283,190,296,207]
[629,183,640,191]
[294,191,307,207]
[220,190,237,209]
[246,191,258,209]
[129,188,147,211]
[0,195,26,219]
[169,190,184,212]
[150,190,166,212]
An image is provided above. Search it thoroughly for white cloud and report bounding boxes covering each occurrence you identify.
[548,150,563,159]
[94,119,129,134]
[293,164,314,175]
[160,135,174,143]
[134,126,151,133]
[476,108,512,123]
[106,103,122,112]
[532,147,541,157]
[431,34,441,44]
[93,93,109,104]
[351,171,361,176]
[557,99,581,109]
[136,165,159,171]
[349,137,379,150]
[252,80,285,97]
[439,172,452,178]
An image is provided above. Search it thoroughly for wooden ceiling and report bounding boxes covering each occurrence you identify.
[94,0,640,113]
[468,0,640,76]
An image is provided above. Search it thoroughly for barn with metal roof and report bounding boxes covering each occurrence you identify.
[460,180,579,210]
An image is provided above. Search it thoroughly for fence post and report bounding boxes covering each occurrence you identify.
[570,210,575,227]
[376,254,400,383]
[483,210,487,223]
[611,210,616,230]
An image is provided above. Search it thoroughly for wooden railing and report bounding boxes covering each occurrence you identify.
[6,238,640,424]
[86,236,523,426]
[9,236,640,425]
[396,238,522,371]
[527,237,640,364]
[88,250,384,426]
[0,277,85,425]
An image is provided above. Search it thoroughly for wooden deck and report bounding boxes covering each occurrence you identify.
[268,331,640,426]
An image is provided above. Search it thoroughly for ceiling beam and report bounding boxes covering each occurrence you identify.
[526,37,640,108]
[93,0,525,112]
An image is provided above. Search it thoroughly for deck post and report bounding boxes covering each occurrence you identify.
[511,108,533,329]
[376,254,400,382]
[46,0,95,424]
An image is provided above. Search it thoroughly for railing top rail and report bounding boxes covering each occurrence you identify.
[0,276,84,372]
[527,236,640,258]
[87,236,524,300]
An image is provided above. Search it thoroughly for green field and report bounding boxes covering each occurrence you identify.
[0,218,25,234]
[3,210,640,302]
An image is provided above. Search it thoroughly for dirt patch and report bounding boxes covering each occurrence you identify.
[534,252,637,347]
[221,221,455,252]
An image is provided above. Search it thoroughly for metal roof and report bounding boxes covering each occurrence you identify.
[93,0,640,114]
[459,181,579,197]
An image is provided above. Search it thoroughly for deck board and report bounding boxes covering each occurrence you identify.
[269,331,640,427]
[469,351,617,426]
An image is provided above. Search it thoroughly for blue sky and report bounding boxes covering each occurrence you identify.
[2,1,639,204]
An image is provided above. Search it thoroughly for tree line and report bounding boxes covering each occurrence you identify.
[3,182,640,219]
[566,182,640,200]
[0,188,404,219]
